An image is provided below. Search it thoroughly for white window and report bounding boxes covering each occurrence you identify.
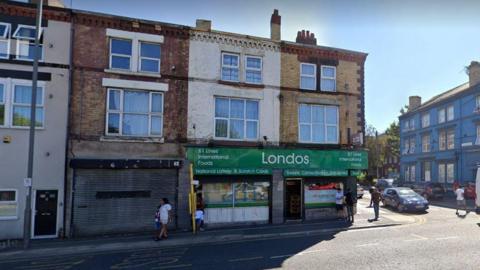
[221,53,239,82]
[476,125,480,145]
[439,130,446,151]
[214,97,259,140]
[410,164,416,182]
[403,140,409,154]
[245,56,262,84]
[12,84,44,127]
[476,96,480,110]
[409,119,415,130]
[106,89,163,137]
[422,134,430,153]
[0,190,17,220]
[0,23,11,59]
[0,83,4,126]
[409,138,415,154]
[298,104,338,144]
[422,161,431,182]
[320,65,336,92]
[403,120,409,132]
[447,105,454,121]
[446,128,455,150]
[421,113,430,128]
[438,108,445,124]
[110,38,132,70]
[14,25,43,61]
[438,164,446,183]
[446,163,454,183]
[139,42,161,73]
[300,63,316,90]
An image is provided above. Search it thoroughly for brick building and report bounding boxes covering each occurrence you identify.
[65,10,191,236]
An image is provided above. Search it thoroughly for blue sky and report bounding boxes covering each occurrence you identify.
[67,0,480,132]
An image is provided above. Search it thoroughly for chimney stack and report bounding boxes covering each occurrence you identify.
[296,29,317,45]
[270,9,281,41]
[408,96,422,111]
[196,19,212,31]
[29,0,65,7]
[468,61,480,87]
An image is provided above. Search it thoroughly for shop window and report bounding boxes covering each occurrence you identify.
[214,97,259,140]
[304,182,337,208]
[106,89,163,137]
[203,181,269,209]
[221,53,239,82]
[0,190,17,219]
[298,103,338,144]
[245,56,262,84]
[320,65,336,92]
[300,63,316,90]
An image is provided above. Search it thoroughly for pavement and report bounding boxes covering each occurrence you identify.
[1,195,479,269]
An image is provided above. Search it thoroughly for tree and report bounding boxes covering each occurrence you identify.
[384,121,400,157]
[364,124,387,178]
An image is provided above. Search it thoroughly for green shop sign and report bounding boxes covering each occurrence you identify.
[186,147,368,177]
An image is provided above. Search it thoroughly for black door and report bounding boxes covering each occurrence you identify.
[34,190,58,236]
[285,180,302,219]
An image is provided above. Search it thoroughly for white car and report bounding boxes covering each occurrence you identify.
[357,184,364,199]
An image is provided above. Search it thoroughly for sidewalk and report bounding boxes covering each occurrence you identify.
[0,213,404,261]
[428,195,478,211]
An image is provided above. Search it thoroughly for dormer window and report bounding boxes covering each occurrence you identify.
[13,25,39,40]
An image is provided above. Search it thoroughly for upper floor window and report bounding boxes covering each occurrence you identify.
[106,89,163,137]
[221,53,239,82]
[13,25,37,40]
[0,23,10,59]
[422,134,430,153]
[300,63,316,90]
[110,38,132,70]
[438,108,445,124]
[446,105,454,121]
[409,138,415,154]
[475,96,480,111]
[439,128,455,150]
[298,104,338,144]
[0,80,44,128]
[446,128,455,149]
[320,65,336,92]
[421,113,430,128]
[0,190,17,220]
[139,42,161,73]
[13,25,43,61]
[214,97,259,140]
[476,124,480,145]
[245,56,262,84]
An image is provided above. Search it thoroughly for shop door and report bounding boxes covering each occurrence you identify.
[285,180,302,219]
[34,190,58,237]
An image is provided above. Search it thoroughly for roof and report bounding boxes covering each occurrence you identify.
[400,82,471,117]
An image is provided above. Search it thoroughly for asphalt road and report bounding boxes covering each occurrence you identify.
[1,196,479,270]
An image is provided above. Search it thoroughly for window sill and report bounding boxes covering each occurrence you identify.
[0,126,45,130]
[0,216,18,221]
[104,69,162,78]
[218,80,265,89]
[100,136,164,143]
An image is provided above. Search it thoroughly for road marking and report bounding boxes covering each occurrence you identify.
[228,256,263,262]
[298,249,325,255]
[151,264,192,270]
[356,243,379,247]
[270,254,294,259]
[404,233,428,242]
[435,236,459,241]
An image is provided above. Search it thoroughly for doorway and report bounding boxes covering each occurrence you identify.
[33,190,58,238]
[285,179,302,219]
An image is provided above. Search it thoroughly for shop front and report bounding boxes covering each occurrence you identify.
[187,147,367,226]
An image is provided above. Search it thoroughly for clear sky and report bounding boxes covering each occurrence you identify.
[66,0,480,132]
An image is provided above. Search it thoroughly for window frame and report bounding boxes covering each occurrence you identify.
[422,161,431,182]
[409,137,415,154]
[15,39,43,61]
[476,124,480,145]
[476,96,480,109]
[300,63,317,91]
[446,128,455,150]
[422,133,430,153]
[446,105,454,121]
[221,52,240,82]
[138,41,161,74]
[213,97,259,141]
[109,38,133,71]
[438,108,446,124]
[0,189,18,220]
[421,113,430,128]
[0,22,11,60]
[244,55,263,84]
[446,163,454,183]
[105,88,164,137]
[13,24,40,41]
[439,130,446,151]
[320,65,336,92]
[298,103,339,144]
[11,82,45,128]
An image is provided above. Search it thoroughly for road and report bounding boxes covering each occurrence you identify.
[1,196,479,270]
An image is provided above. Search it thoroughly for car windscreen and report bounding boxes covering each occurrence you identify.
[397,189,416,196]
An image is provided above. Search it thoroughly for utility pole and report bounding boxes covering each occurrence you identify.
[23,0,43,249]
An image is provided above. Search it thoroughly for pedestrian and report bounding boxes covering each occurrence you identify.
[345,188,355,223]
[154,203,162,241]
[158,198,172,240]
[195,208,205,232]
[335,187,345,219]
[370,187,382,221]
[368,187,374,207]
[455,185,467,215]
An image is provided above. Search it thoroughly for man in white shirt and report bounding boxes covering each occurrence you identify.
[455,185,466,215]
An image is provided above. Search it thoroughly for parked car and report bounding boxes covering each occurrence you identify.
[382,187,429,212]
[409,183,445,200]
[465,182,477,200]
[376,178,396,192]
[357,184,364,199]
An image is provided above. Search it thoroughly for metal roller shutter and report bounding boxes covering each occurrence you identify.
[73,169,177,236]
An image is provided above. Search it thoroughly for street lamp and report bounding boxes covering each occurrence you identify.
[23,0,43,249]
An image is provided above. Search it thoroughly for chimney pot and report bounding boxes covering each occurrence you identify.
[468,61,480,87]
[295,29,317,45]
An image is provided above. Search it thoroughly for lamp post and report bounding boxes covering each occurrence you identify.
[23,0,43,249]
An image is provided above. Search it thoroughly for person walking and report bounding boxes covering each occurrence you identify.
[335,187,345,219]
[455,185,467,215]
[154,203,162,241]
[370,187,382,221]
[345,188,355,223]
[159,198,172,240]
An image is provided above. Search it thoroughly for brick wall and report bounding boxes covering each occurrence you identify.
[280,44,366,145]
